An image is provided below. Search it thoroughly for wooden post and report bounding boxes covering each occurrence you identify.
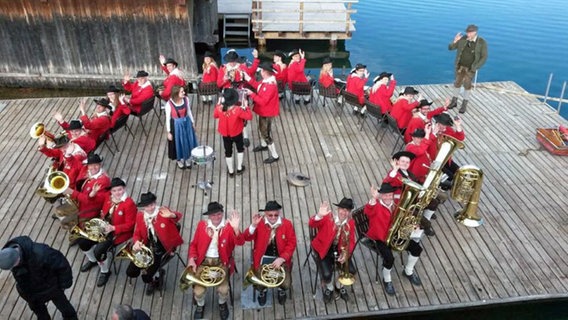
[299,0,304,35]
[346,2,351,34]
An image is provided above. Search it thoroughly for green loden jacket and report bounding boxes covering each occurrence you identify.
[448,36,488,72]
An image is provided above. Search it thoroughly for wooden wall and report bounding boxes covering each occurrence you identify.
[0,0,206,88]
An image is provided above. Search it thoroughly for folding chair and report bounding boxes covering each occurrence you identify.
[131,97,161,136]
[360,99,386,138]
[105,114,134,152]
[379,113,405,154]
[340,90,363,117]
[289,81,314,110]
[351,207,382,283]
[317,82,340,111]
[277,80,288,110]
[301,227,321,296]
[97,130,114,156]
[197,81,219,108]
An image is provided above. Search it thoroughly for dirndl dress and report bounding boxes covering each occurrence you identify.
[167,97,198,161]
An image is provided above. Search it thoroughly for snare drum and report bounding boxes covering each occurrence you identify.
[190,146,215,165]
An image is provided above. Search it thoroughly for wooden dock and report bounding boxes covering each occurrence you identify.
[0,81,567,319]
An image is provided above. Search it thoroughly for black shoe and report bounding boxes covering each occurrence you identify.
[294,99,300,105]
[243,138,250,148]
[323,288,334,303]
[228,170,235,178]
[440,180,453,191]
[145,281,156,295]
[69,238,79,247]
[237,165,246,175]
[384,281,395,296]
[219,302,229,320]
[403,271,422,286]
[80,260,98,273]
[96,272,110,287]
[264,156,279,164]
[459,100,469,114]
[425,226,435,237]
[352,109,358,115]
[155,269,165,290]
[304,98,311,105]
[194,305,204,319]
[448,96,458,110]
[277,289,287,305]
[252,145,268,152]
[51,213,59,219]
[338,287,349,301]
[257,289,267,306]
[431,213,437,220]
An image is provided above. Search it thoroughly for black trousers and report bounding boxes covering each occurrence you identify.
[317,245,356,283]
[443,160,460,181]
[126,245,166,283]
[372,239,422,269]
[25,289,77,320]
[222,133,244,157]
[77,238,114,261]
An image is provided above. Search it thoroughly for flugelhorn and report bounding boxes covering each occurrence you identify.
[30,122,56,140]
[243,264,286,288]
[115,242,154,269]
[179,265,226,291]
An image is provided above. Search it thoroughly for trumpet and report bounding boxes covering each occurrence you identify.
[30,122,55,141]
[115,242,154,269]
[335,225,355,286]
[179,265,226,291]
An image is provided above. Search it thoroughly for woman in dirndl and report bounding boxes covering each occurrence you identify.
[166,85,198,169]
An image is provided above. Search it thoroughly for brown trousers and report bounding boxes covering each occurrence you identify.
[454,65,475,90]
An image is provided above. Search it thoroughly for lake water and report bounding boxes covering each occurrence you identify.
[347,0,568,118]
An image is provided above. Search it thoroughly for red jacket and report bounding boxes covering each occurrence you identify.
[391,98,420,129]
[160,67,186,101]
[248,77,279,117]
[213,104,253,137]
[309,214,355,260]
[274,63,288,84]
[133,208,184,253]
[287,59,308,88]
[368,80,397,114]
[100,196,137,245]
[201,64,219,83]
[188,221,245,274]
[122,81,154,114]
[364,201,393,242]
[39,146,86,189]
[72,172,111,220]
[70,134,96,154]
[79,113,111,142]
[404,107,447,143]
[243,218,297,269]
[428,129,466,161]
[382,169,417,203]
[406,139,434,183]
[111,103,132,128]
[346,74,368,105]
[319,72,340,94]
[217,59,260,89]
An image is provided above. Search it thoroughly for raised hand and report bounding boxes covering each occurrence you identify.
[227,209,241,231]
[251,213,262,227]
[299,49,305,59]
[252,49,258,59]
[53,112,64,123]
[159,54,166,65]
[390,158,399,172]
[453,32,462,43]
[371,185,379,200]
[318,201,331,217]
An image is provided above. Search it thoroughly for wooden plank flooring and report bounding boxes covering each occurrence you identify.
[0,81,567,319]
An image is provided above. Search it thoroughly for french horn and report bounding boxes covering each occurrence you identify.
[179,265,226,291]
[243,264,286,288]
[68,218,109,243]
[115,242,154,269]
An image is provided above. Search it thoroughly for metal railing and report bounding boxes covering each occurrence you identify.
[251,0,357,35]
[543,73,567,115]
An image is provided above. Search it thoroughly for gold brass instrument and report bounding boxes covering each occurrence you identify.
[243,264,286,288]
[451,165,484,227]
[179,265,227,291]
[68,218,109,242]
[45,168,70,194]
[387,134,464,251]
[115,242,154,269]
[336,224,355,286]
[30,122,56,141]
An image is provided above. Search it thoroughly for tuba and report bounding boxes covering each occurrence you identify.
[336,224,355,286]
[451,165,484,227]
[387,134,464,251]
[243,264,286,289]
[115,242,154,269]
[68,218,109,242]
[179,265,226,291]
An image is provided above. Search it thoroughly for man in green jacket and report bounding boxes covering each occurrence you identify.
[448,24,488,113]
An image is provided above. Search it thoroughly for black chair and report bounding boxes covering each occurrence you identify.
[277,80,288,109]
[360,99,386,138]
[379,113,405,154]
[302,227,321,296]
[96,129,114,156]
[105,114,134,152]
[131,97,161,137]
[197,81,219,107]
[289,81,314,110]
[351,206,382,283]
[317,82,340,111]
[340,90,363,116]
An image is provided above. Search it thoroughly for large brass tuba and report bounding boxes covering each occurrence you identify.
[243,264,286,288]
[68,218,109,242]
[387,134,464,251]
[179,265,227,291]
[115,242,154,269]
[451,165,484,227]
[336,225,355,286]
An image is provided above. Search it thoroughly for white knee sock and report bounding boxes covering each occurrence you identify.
[423,209,435,220]
[454,87,461,97]
[243,125,249,139]
[196,296,205,307]
[326,282,334,291]
[260,138,267,147]
[382,267,392,282]
[225,157,234,174]
[268,143,279,159]
[237,152,244,170]
[405,255,419,275]
[463,89,471,100]
[85,247,97,263]
[100,255,111,273]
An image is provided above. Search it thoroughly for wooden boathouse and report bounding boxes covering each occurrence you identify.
[0,81,567,319]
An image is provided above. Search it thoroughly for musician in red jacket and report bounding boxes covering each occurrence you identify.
[213,88,253,176]
[382,151,417,204]
[122,70,155,114]
[37,134,86,191]
[309,199,356,303]
[287,49,311,105]
[66,120,96,154]
[244,201,297,306]
[273,50,288,99]
[391,87,422,130]
[62,153,110,223]
[187,202,244,320]
[345,63,369,115]
[217,49,260,90]
[158,56,186,101]
[368,72,396,114]
[429,113,465,184]
[364,183,423,296]
[404,99,450,143]
[244,62,281,164]
[55,98,112,144]
[77,178,136,287]
[126,192,183,295]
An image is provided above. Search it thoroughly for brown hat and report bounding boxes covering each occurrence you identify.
[203,202,224,215]
[466,24,478,32]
